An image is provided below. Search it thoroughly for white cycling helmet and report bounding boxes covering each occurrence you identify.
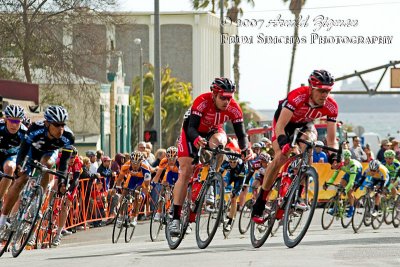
[368,160,380,171]
[4,104,25,118]
[44,105,68,123]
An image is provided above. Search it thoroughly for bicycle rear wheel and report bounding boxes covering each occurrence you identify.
[371,201,384,230]
[35,209,53,249]
[283,170,319,248]
[166,185,191,250]
[352,196,366,233]
[383,197,394,225]
[150,198,165,242]
[0,229,13,257]
[238,199,252,235]
[195,173,224,249]
[125,203,136,243]
[112,201,127,243]
[321,197,336,230]
[392,197,400,228]
[11,186,43,258]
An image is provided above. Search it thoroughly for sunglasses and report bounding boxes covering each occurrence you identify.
[130,160,141,165]
[167,156,177,160]
[7,118,21,124]
[229,160,238,163]
[52,122,66,128]
[219,95,232,101]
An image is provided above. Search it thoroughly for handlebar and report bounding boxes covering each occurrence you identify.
[22,156,67,179]
[199,145,242,158]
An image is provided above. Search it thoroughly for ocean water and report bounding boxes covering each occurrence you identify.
[257,110,399,139]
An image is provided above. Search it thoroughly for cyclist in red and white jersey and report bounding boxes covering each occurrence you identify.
[169,78,252,236]
[251,70,339,223]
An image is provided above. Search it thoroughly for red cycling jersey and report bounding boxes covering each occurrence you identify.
[178,92,244,157]
[281,86,338,123]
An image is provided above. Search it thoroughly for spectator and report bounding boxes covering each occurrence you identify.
[97,156,112,190]
[377,139,391,162]
[350,136,367,162]
[260,137,274,158]
[86,150,99,175]
[137,141,146,153]
[342,141,350,150]
[111,153,125,176]
[363,145,374,162]
[90,180,107,227]
[146,142,156,165]
[313,141,328,163]
[123,153,130,163]
[96,150,104,166]
[390,139,400,161]
[152,148,166,168]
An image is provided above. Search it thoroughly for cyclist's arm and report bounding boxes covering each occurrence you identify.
[275,108,293,138]
[187,114,202,143]
[152,167,165,183]
[16,138,30,167]
[327,169,339,184]
[345,172,357,193]
[232,121,249,150]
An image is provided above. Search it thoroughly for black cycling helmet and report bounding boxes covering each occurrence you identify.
[210,78,236,96]
[308,70,334,90]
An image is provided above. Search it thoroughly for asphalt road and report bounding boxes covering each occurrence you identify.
[1,209,400,267]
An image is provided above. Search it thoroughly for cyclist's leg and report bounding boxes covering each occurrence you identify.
[208,131,228,171]
[0,156,16,201]
[172,157,193,218]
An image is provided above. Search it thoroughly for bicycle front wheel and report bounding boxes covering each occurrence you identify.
[283,170,319,248]
[195,173,224,249]
[392,197,400,228]
[150,198,165,242]
[238,199,252,235]
[112,201,127,243]
[11,186,43,258]
[352,196,366,233]
[321,197,336,230]
[383,197,394,225]
[340,200,352,229]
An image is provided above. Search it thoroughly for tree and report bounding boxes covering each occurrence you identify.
[130,64,192,148]
[0,0,117,84]
[284,0,306,93]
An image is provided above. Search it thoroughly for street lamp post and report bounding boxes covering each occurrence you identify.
[134,38,144,143]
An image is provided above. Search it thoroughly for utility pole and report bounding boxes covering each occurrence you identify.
[154,0,162,149]
[220,0,224,77]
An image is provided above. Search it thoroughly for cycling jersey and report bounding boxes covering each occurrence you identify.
[245,156,261,184]
[178,92,248,157]
[158,158,179,185]
[220,160,247,196]
[382,159,400,179]
[120,162,151,190]
[363,164,389,180]
[0,119,27,166]
[328,159,363,193]
[272,86,338,141]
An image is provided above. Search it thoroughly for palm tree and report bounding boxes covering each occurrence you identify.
[284,0,306,93]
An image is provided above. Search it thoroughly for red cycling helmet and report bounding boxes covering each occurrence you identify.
[210,78,236,97]
[308,70,334,90]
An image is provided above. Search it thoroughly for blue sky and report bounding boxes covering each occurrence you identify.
[117,0,400,109]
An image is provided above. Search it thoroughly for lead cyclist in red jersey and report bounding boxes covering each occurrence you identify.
[251,70,339,223]
[169,78,252,236]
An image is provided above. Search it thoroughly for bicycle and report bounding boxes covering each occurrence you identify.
[321,183,352,230]
[238,186,258,235]
[392,193,400,228]
[251,128,341,248]
[111,186,144,243]
[165,145,241,249]
[352,184,382,233]
[150,184,173,242]
[0,157,66,258]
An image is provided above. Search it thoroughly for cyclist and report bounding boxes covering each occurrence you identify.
[0,106,74,229]
[52,145,83,246]
[252,70,338,223]
[169,77,252,237]
[152,146,179,221]
[251,152,271,199]
[0,105,27,206]
[220,153,247,231]
[323,149,363,217]
[116,151,151,227]
[362,159,389,217]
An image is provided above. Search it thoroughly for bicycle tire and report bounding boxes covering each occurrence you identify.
[166,186,191,250]
[11,186,43,258]
[0,230,13,257]
[392,197,400,228]
[371,201,384,230]
[238,199,252,235]
[35,209,52,249]
[383,197,394,225]
[195,172,224,249]
[112,200,127,243]
[340,200,352,229]
[352,196,366,233]
[283,170,319,248]
[150,198,165,242]
[250,199,277,248]
[321,197,336,230]
[363,197,373,227]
